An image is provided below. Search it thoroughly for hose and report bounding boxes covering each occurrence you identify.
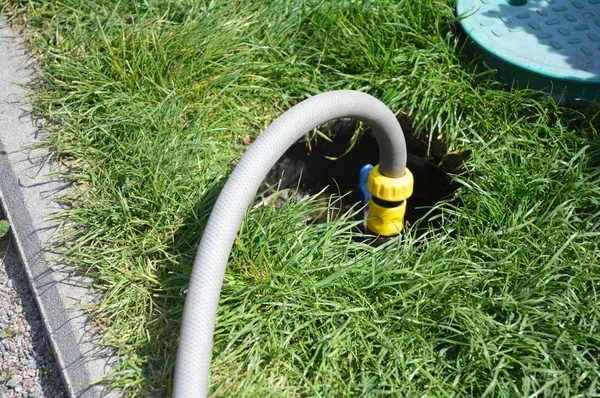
[173,90,407,397]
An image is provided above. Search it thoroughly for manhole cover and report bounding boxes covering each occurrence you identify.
[457,0,600,102]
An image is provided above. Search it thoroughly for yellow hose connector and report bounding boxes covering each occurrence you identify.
[366,165,414,236]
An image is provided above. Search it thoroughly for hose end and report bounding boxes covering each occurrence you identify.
[366,165,413,236]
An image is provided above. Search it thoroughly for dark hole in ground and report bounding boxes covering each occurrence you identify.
[259,119,464,234]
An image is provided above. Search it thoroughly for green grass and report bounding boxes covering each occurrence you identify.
[3,0,600,396]
[0,220,9,238]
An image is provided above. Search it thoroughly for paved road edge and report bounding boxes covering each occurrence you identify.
[0,19,119,398]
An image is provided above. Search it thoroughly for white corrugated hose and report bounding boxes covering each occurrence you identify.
[173,90,408,397]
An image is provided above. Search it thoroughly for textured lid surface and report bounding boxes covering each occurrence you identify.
[457,0,600,83]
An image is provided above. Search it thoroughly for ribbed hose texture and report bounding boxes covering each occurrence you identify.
[173,90,407,397]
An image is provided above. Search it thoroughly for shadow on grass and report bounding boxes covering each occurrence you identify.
[134,177,226,394]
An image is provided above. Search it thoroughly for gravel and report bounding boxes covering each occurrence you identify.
[0,235,67,397]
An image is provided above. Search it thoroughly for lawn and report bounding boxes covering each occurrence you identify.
[3,0,600,396]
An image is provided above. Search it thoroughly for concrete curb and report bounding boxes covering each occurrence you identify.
[0,20,119,397]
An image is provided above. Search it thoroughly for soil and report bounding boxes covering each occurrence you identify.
[260,119,463,233]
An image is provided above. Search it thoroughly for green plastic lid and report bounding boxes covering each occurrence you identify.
[457,0,600,102]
